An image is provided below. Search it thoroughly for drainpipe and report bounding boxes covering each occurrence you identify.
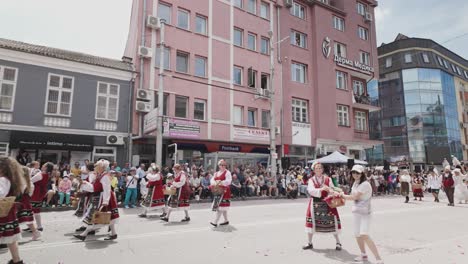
[137,0,147,137]
[128,76,135,164]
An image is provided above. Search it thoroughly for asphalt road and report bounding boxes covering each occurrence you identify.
[1,195,467,264]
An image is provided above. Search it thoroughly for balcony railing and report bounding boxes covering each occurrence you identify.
[354,130,369,140]
[354,94,372,105]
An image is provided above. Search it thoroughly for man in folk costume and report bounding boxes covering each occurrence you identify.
[139,164,167,218]
[442,165,455,206]
[303,162,342,251]
[161,164,191,222]
[74,159,120,241]
[28,162,53,232]
[0,157,26,264]
[210,159,232,227]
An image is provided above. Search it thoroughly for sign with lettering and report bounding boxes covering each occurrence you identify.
[219,145,241,152]
[163,118,201,139]
[233,127,269,142]
[10,131,94,151]
[334,55,374,75]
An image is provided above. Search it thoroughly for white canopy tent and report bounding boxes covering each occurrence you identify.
[308,151,368,165]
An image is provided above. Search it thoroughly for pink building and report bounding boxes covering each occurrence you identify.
[278,0,381,164]
[124,0,281,165]
[124,0,381,166]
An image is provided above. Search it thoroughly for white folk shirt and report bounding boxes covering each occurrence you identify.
[210,170,232,187]
[0,177,11,198]
[427,175,442,189]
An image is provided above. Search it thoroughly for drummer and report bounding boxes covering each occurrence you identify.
[209,160,232,227]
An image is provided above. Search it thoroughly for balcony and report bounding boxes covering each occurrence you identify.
[353,93,381,112]
[354,130,370,140]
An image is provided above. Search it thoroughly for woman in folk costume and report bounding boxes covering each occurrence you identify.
[411,173,424,201]
[442,165,455,206]
[28,162,53,232]
[16,167,41,240]
[399,170,411,203]
[139,164,166,218]
[161,164,191,222]
[0,157,26,264]
[303,162,342,251]
[74,163,98,233]
[74,159,119,241]
[210,159,232,227]
[427,168,442,203]
[453,168,468,204]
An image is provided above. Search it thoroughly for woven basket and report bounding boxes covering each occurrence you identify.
[163,189,176,195]
[71,197,79,208]
[324,196,345,208]
[92,211,111,225]
[212,185,225,196]
[0,196,16,218]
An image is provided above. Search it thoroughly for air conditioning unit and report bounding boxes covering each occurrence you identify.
[138,46,152,58]
[106,135,124,145]
[136,89,152,101]
[365,12,373,22]
[136,101,152,113]
[284,0,293,7]
[146,15,161,29]
[275,126,280,135]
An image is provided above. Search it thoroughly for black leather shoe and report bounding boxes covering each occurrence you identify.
[181,217,191,222]
[104,234,117,241]
[37,227,43,232]
[7,260,24,264]
[138,213,147,218]
[336,243,342,251]
[159,213,167,218]
[75,226,86,232]
[219,221,229,226]
[0,244,7,249]
[161,217,169,222]
[22,227,31,232]
[302,243,313,250]
[88,230,96,235]
[73,234,86,241]
[210,222,218,227]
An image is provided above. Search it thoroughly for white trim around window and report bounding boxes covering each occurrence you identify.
[193,99,206,121]
[291,62,307,83]
[0,65,18,112]
[333,16,345,31]
[95,82,120,122]
[0,142,8,156]
[291,30,307,48]
[336,71,347,90]
[292,98,308,123]
[44,73,74,117]
[337,104,349,127]
[92,146,117,162]
[358,26,368,40]
[355,111,367,131]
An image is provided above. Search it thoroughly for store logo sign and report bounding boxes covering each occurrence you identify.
[322,37,331,58]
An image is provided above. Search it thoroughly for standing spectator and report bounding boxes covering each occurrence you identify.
[112,161,121,173]
[453,168,468,204]
[286,178,298,199]
[58,175,72,207]
[124,167,138,208]
[245,174,255,196]
[442,158,450,168]
[136,164,146,179]
[80,159,89,172]
[277,175,286,196]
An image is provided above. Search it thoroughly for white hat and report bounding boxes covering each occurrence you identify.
[351,165,364,174]
[453,168,461,174]
[445,165,451,170]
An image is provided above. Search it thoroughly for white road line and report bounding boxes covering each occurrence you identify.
[18,205,445,251]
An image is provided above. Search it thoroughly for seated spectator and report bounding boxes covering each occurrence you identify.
[230,174,242,197]
[268,179,278,197]
[58,175,72,207]
[277,175,286,196]
[201,172,212,199]
[286,180,298,199]
[190,174,202,201]
[245,175,255,196]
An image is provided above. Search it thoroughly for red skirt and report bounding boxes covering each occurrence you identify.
[16,194,34,224]
[219,186,231,208]
[107,191,120,221]
[413,188,424,198]
[177,188,190,208]
[150,185,165,208]
[0,205,21,244]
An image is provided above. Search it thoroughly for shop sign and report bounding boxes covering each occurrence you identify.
[10,131,94,151]
[143,108,159,134]
[334,55,374,75]
[233,127,269,142]
[219,145,241,152]
[163,118,200,139]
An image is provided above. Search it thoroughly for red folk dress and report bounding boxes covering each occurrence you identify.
[210,170,232,211]
[169,171,190,210]
[30,173,49,214]
[16,186,34,224]
[82,173,119,225]
[143,173,165,209]
[0,177,21,244]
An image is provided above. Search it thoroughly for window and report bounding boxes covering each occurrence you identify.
[355,111,367,131]
[194,56,207,77]
[247,109,256,127]
[290,1,305,19]
[45,74,74,116]
[336,71,347,90]
[175,96,188,118]
[93,147,116,163]
[261,110,270,128]
[0,143,8,156]
[248,68,257,88]
[437,56,444,66]
[456,67,462,76]
[234,106,243,125]
[194,99,206,120]
[464,71,468,79]
[291,30,307,48]
[261,73,269,89]
[292,98,308,123]
[154,93,168,115]
[358,26,368,40]
[443,59,449,69]
[234,0,243,8]
[404,53,412,63]
[96,82,119,121]
[177,9,190,30]
[260,2,269,19]
[234,28,243,47]
[195,15,207,35]
[260,37,269,55]
[333,16,345,31]
[451,64,457,73]
[247,0,256,14]
[360,51,370,65]
[334,42,347,57]
[385,57,392,68]
[291,62,306,83]
[422,53,430,63]
[247,33,256,51]
[357,2,367,15]
[155,47,170,69]
[158,2,172,24]
[337,105,349,126]
[353,80,365,95]
[0,66,17,111]
[176,51,189,73]
[233,66,243,85]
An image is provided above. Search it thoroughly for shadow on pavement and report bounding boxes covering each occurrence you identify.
[211,225,238,233]
[84,239,118,250]
[312,248,358,263]
[162,221,190,226]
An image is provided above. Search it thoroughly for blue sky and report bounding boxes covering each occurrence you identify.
[0,0,467,60]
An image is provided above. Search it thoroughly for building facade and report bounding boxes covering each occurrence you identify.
[0,38,134,165]
[373,34,468,168]
[279,0,381,164]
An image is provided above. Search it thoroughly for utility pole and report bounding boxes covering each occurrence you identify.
[155,19,166,166]
[268,30,277,182]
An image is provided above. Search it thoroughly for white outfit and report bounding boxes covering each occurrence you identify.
[427,175,442,189]
[351,181,372,237]
[454,173,468,202]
